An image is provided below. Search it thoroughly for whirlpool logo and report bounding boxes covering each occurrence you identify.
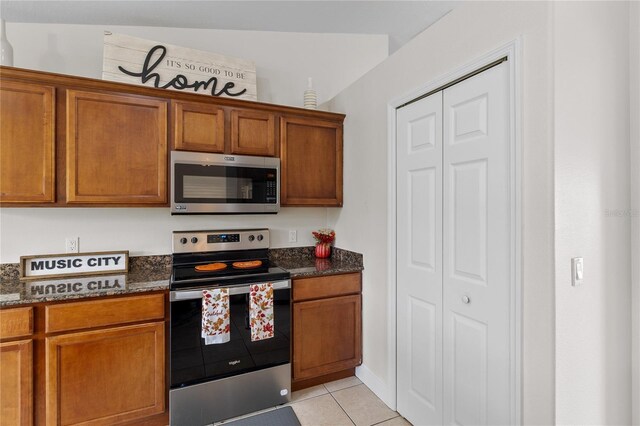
[228,360,241,366]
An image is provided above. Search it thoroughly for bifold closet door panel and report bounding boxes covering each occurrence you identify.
[442,61,511,426]
[396,91,444,426]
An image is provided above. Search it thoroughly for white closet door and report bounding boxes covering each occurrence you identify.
[442,62,511,425]
[396,91,443,426]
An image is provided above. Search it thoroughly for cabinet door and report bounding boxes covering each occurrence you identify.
[45,322,165,425]
[173,101,224,153]
[0,80,55,204]
[280,117,343,206]
[66,90,168,204]
[293,294,361,380]
[231,109,276,156]
[0,339,33,426]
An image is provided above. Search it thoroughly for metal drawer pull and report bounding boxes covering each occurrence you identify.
[170,279,291,302]
[462,295,470,304]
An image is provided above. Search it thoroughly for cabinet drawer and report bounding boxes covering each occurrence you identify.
[45,293,165,333]
[293,273,361,301]
[0,307,33,339]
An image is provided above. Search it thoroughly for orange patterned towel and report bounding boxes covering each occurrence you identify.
[249,283,274,341]
[202,288,230,345]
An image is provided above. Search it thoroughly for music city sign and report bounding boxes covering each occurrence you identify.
[20,251,129,280]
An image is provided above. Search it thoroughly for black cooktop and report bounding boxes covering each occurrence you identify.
[170,248,290,290]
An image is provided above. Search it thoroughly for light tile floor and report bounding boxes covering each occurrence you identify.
[215,376,412,426]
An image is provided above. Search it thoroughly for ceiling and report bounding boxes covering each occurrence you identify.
[0,1,458,53]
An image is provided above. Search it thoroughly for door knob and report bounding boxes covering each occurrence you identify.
[462,295,470,304]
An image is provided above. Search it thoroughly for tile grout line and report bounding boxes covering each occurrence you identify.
[327,388,357,426]
[369,413,402,426]
[328,383,402,426]
[288,392,328,407]
[324,381,364,394]
[289,385,331,405]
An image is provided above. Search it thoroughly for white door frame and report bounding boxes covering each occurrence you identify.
[386,39,522,424]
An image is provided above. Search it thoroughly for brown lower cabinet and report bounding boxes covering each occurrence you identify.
[292,272,362,390]
[45,322,165,425]
[0,339,33,426]
[0,292,168,426]
[0,306,34,426]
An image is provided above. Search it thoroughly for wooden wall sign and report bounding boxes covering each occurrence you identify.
[103,32,257,101]
[20,251,129,280]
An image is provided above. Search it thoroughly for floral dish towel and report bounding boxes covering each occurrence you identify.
[249,283,274,341]
[202,288,230,345]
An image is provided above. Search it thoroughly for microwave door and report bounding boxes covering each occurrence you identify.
[171,155,280,214]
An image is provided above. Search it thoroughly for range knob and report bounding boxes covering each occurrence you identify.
[257,234,264,241]
[191,237,198,244]
[248,235,255,242]
[180,237,188,244]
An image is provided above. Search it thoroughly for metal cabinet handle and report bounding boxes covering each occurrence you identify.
[462,295,470,304]
[170,279,291,302]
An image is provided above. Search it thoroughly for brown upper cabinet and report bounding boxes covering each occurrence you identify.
[0,66,344,208]
[0,80,56,204]
[230,109,276,156]
[172,104,276,156]
[280,116,343,206]
[172,100,225,153]
[66,90,168,204]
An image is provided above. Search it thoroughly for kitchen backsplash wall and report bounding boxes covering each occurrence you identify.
[0,207,329,263]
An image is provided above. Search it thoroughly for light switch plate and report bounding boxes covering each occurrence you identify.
[571,257,584,286]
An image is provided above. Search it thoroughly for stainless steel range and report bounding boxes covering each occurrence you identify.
[169,229,291,426]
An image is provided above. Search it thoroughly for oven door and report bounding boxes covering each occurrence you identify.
[169,280,291,389]
[171,151,279,214]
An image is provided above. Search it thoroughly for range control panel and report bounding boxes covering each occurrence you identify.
[172,229,270,253]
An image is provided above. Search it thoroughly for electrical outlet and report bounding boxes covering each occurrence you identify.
[65,237,79,253]
[288,230,297,243]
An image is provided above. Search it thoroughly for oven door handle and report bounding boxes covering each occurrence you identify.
[170,279,291,302]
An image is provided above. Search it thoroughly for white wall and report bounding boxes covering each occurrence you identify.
[327,2,555,424]
[553,2,632,425]
[630,2,640,425]
[3,22,388,107]
[0,208,329,263]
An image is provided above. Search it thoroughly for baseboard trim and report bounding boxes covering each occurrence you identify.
[292,368,355,391]
[356,364,395,411]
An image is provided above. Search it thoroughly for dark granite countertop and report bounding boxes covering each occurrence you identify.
[269,247,364,278]
[0,247,363,307]
[0,256,171,307]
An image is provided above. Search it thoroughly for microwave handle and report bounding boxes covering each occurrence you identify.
[170,279,291,302]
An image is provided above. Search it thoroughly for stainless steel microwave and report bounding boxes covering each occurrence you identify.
[170,151,280,214]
